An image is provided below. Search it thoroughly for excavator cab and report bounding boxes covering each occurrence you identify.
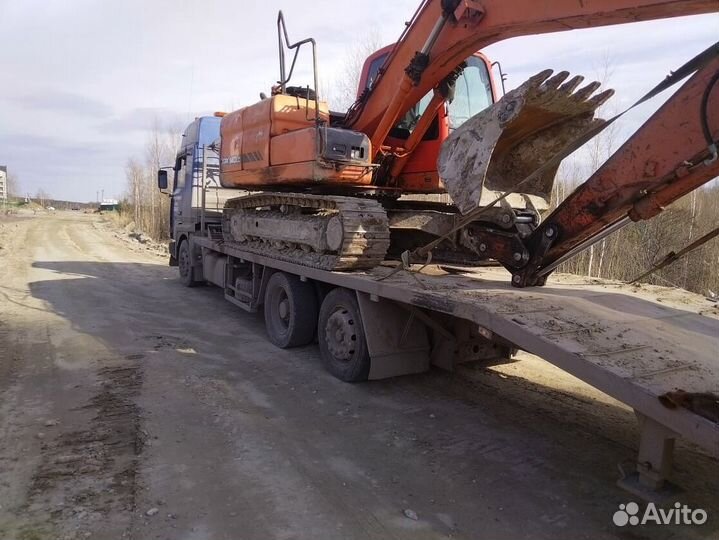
[358,46,497,194]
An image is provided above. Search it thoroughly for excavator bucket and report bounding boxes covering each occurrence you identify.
[438,70,614,214]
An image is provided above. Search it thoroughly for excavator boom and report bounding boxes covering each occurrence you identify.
[345,0,717,152]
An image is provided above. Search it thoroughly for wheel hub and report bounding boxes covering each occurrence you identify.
[278,298,289,320]
[274,290,290,330]
[325,309,356,361]
[179,247,189,277]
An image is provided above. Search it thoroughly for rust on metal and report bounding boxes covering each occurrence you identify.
[529,55,719,281]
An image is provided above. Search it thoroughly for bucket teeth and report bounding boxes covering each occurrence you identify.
[588,89,615,109]
[559,75,585,94]
[438,69,614,214]
[541,70,570,93]
[572,81,603,102]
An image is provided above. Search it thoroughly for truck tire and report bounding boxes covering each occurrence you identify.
[264,272,317,348]
[317,288,370,382]
[178,239,200,287]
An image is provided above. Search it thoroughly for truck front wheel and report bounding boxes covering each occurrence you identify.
[263,272,317,348]
[318,288,370,382]
[178,239,200,287]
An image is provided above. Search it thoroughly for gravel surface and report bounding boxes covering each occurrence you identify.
[0,212,716,540]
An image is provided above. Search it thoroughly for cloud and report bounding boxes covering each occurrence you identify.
[0,131,140,201]
[2,91,113,118]
[0,0,716,201]
[98,107,188,133]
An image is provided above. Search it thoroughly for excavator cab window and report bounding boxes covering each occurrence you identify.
[448,55,493,130]
[365,55,387,91]
[393,93,438,140]
[366,52,493,140]
[398,55,493,135]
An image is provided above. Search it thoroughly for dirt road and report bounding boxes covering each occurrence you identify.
[0,213,716,540]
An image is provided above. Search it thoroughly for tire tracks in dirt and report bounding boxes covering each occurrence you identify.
[0,215,149,540]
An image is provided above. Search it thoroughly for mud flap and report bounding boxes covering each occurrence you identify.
[356,292,430,380]
[168,240,178,266]
[438,69,613,214]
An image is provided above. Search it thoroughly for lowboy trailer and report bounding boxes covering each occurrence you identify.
[188,227,718,501]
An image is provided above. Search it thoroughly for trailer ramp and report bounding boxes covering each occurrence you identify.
[372,266,719,499]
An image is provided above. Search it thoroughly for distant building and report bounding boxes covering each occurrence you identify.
[0,166,7,201]
[100,198,119,211]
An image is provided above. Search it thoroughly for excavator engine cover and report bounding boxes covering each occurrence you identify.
[438,69,614,214]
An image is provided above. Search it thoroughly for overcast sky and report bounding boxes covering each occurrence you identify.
[0,1,717,202]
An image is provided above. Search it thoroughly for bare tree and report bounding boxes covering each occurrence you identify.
[35,188,51,208]
[122,119,181,240]
[125,158,144,225]
[584,54,619,279]
[552,53,620,279]
[326,31,383,111]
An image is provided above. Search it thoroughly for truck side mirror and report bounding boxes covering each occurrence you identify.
[157,169,168,190]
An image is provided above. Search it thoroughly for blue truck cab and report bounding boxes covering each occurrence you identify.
[159,115,237,266]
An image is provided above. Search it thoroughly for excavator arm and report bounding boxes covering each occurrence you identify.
[344,0,717,153]
[422,43,719,286]
[340,0,718,286]
[345,0,719,287]
[513,48,719,287]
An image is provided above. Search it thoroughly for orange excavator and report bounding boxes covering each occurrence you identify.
[217,0,719,286]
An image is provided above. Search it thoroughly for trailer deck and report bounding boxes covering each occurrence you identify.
[195,236,719,498]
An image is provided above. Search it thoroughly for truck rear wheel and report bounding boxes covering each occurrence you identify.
[264,272,317,348]
[178,239,200,287]
[318,288,370,382]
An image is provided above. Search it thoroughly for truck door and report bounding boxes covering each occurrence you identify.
[171,153,188,237]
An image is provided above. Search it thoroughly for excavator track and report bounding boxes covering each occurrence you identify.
[222,193,390,271]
